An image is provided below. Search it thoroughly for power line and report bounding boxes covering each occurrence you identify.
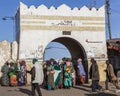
[111,8,120,15]
[45,46,67,50]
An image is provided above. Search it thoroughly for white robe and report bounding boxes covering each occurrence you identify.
[32,62,44,85]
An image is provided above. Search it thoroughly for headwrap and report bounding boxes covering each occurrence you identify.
[33,58,38,63]
[20,60,26,65]
[50,58,54,62]
[77,58,82,62]
[66,61,71,66]
[8,58,14,64]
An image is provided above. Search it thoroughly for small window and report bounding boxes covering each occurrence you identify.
[62,31,71,35]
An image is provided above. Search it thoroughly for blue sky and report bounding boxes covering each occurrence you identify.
[1,0,120,42]
[0,0,120,60]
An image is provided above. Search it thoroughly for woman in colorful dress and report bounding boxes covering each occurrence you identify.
[77,58,86,84]
[18,60,27,86]
[9,62,18,86]
[46,59,55,90]
[1,61,10,86]
[63,59,72,89]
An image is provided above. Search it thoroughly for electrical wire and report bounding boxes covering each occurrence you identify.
[111,8,120,15]
[45,46,67,50]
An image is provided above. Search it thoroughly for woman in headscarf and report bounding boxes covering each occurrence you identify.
[63,59,72,89]
[77,58,86,84]
[9,61,18,86]
[46,59,55,90]
[18,60,27,86]
[1,61,10,86]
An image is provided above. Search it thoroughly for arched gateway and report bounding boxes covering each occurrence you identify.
[47,37,89,82]
[50,37,87,60]
[15,2,107,82]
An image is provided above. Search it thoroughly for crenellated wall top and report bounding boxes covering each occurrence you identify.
[19,2,105,16]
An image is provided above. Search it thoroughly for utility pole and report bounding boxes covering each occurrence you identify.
[106,0,112,40]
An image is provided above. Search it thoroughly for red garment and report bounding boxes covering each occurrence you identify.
[10,75,18,86]
[80,75,85,84]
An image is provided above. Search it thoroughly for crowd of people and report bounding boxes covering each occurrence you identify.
[0,57,86,88]
[1,57,120,95]
[1,59,27,86]
[42,57,86,90]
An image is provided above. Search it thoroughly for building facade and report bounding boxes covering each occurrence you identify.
[0,2,108,82]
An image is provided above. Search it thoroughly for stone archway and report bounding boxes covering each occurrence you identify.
[44,37,88,83]
[53,37,87,60]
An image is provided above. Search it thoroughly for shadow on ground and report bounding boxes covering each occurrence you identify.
[73,86,90,92]
[19,88,32,95]
[85,92,118,96]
